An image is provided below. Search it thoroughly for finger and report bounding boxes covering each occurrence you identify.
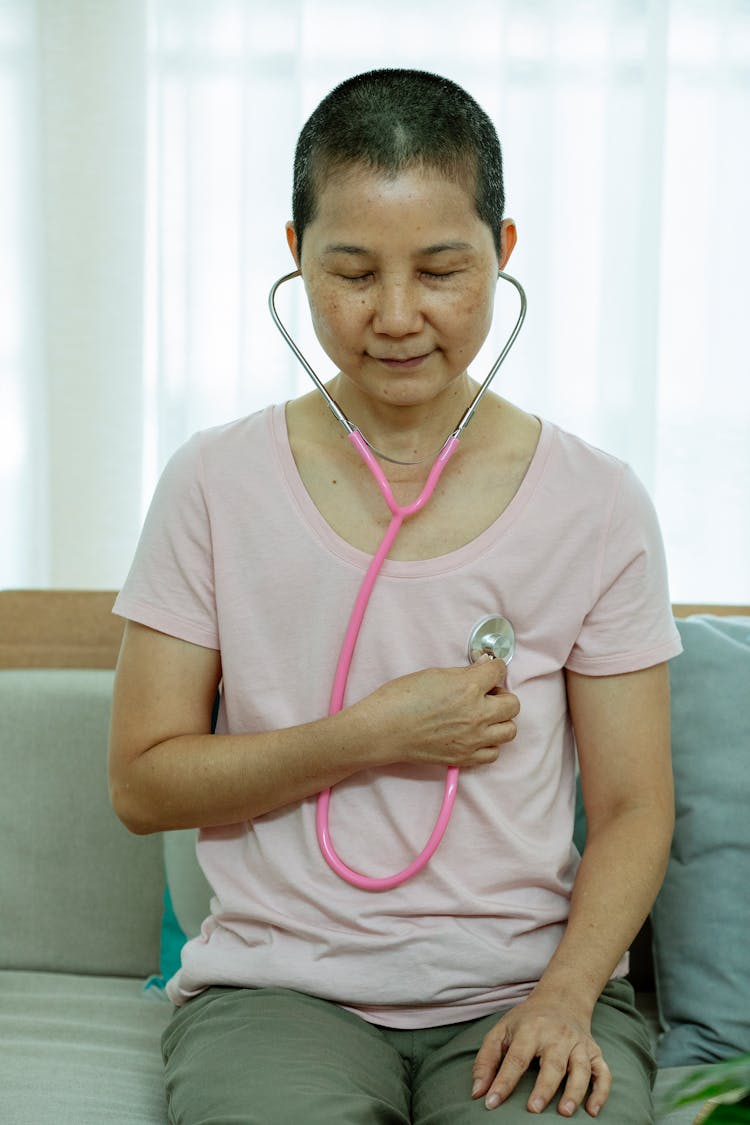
[554,1044,595,1117]
[484,696,519,743]
[482,1041,536,1110]
[471,1026,509,1099]
[486,717,518,747]
[585,1054,612,1117]
[457,744,505,769]
[462,722,518,767]
[487,691,520,722]
[523,1050,569,1114]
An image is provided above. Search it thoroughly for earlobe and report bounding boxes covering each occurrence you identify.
[498,219,518,270]
[285,222,301,269]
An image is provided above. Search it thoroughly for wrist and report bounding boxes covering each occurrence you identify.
[335,696,399,771]
[529,966,602,1019]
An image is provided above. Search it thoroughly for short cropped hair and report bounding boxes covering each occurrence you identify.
[292,68,505,257]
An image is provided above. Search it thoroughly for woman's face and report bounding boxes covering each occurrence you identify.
[286,163,516,413]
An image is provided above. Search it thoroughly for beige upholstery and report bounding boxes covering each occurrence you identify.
[0,588,123,669]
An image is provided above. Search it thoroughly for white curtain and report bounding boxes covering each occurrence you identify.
[3,0,749,600]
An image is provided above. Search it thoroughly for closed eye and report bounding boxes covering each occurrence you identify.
[336,269,461,284]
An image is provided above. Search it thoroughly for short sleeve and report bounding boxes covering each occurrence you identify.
[113,434,219,649]
[566,463,682,675]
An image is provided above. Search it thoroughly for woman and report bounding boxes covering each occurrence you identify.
[109,69,681,1122]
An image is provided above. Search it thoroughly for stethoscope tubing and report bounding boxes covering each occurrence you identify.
[318,432,461,891]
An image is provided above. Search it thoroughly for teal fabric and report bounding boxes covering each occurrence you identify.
[146,885,186,994]
[652,615,750,1066]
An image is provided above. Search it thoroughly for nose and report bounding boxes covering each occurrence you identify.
[371,278,423,337]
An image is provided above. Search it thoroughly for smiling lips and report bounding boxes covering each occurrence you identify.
[373,352,432,369]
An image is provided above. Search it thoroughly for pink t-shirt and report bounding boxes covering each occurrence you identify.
[114,404,682,1027]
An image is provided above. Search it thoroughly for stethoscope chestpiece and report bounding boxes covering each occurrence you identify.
[467,614,515,666]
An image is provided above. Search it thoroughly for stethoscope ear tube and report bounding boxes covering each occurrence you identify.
[453,271,527,440]
[268,270,355,435]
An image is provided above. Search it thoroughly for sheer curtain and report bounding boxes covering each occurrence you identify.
[2,0,146,588]
[3,0,749,599]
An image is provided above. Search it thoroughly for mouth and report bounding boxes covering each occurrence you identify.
[372,351,433,370]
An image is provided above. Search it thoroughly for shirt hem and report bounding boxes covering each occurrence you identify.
[112,595,220,650]
[565,636,683,676]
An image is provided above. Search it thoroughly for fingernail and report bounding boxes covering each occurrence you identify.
[562,1100,575,1115]
[485,1092,501,1109]
[530,1097,544,1113]
[590,1105,600,1117]
[472,1080,483,1097]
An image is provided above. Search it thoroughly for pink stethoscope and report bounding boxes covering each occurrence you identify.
[269,269,526,890]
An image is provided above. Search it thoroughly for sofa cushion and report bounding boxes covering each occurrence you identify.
[0,969,170,1124]
[0,971,698,1124]
[652,615,750,1066]
[0,668,164,977]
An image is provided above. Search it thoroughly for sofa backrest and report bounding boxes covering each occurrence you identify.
[0,668,164,978]
[0,589,123,669]
[1,592,746,985]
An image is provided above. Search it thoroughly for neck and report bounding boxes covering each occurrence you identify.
[327,373,477,465]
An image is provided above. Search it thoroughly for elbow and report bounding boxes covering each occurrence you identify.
[587,796,675,854]
[109,776,161,836]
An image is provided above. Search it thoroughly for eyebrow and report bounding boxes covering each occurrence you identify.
[322,240,475,256]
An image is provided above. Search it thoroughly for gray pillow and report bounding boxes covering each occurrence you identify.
[652,615,750,1066]
[0,668,164,977]
[163,828,212,940]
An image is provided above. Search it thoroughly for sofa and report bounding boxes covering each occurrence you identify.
[1,590,748,1124]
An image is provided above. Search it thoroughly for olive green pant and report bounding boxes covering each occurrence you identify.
[162,978,655,1124]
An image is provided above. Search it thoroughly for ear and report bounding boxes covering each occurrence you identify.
[498,219,517,270]
[285,222,301,269]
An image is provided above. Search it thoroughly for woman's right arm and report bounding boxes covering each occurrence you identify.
[108,620,518,835]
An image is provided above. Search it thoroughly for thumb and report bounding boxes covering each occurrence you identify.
[471,653,507,688]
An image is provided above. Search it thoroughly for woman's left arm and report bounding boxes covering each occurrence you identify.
[471,662,674,1116]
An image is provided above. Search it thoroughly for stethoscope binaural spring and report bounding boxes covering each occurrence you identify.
[268,268,526,890]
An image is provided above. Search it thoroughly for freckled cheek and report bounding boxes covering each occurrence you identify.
[308,296,366,360]
[448,290,495,357]
[308,290,341,336]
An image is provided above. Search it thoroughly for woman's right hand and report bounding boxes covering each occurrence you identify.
[359,657,520,770]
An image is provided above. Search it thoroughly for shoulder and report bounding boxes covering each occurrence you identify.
[543,420,627,480]
[159,405,279,489]
[188,405,276,464]
[537,420,656,520]
[489,399,628,493]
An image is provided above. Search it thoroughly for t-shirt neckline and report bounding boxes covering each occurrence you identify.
[270,402,553,577]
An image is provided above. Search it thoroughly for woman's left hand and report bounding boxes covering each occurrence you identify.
[470,995,611,1116]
